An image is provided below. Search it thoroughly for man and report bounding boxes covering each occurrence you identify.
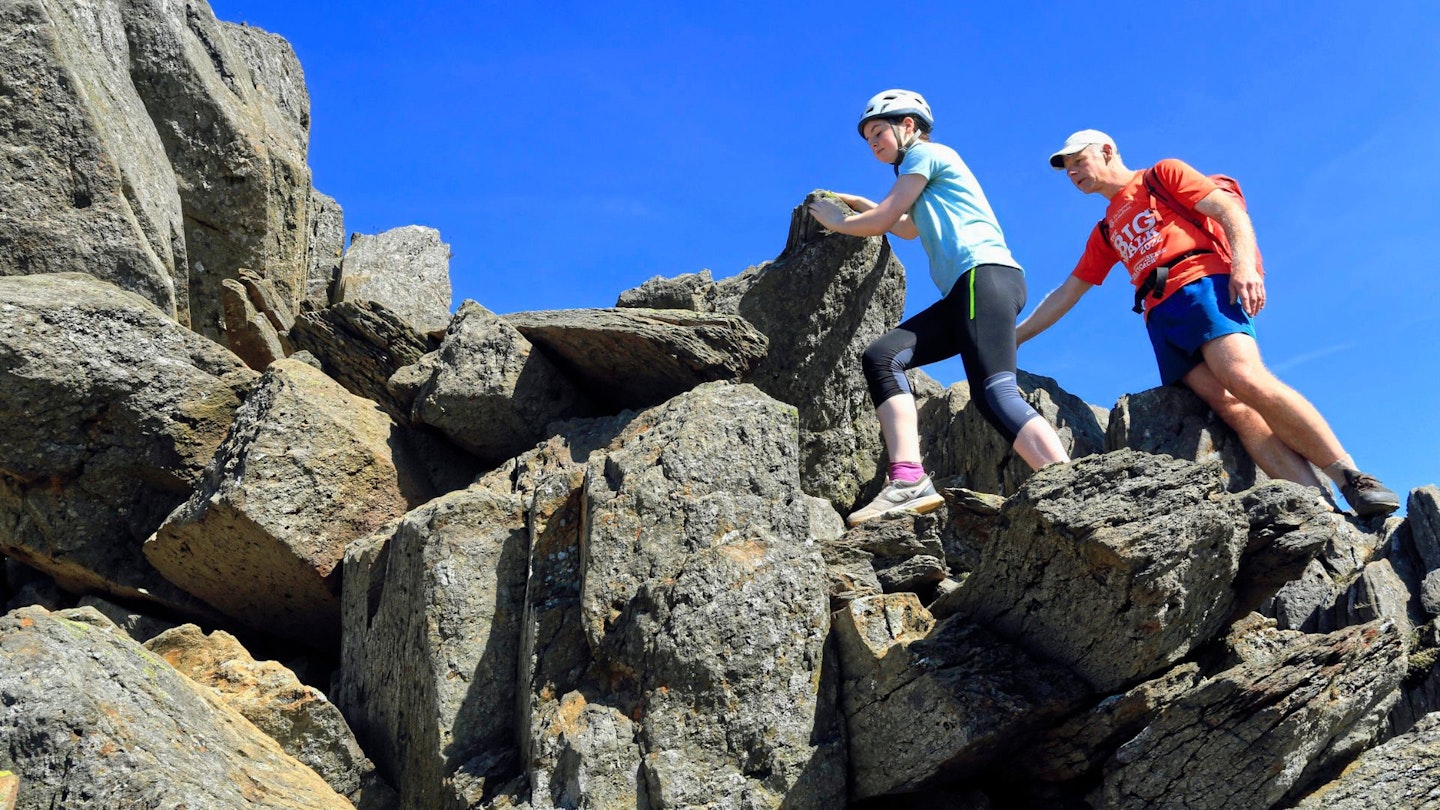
[1017,130,1398,517]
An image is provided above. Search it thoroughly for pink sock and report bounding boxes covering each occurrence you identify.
[889,461,925,484]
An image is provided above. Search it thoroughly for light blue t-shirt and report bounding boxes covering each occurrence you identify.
[899,142,1021,296]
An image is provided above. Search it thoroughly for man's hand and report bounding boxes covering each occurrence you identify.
[807,197,849,231]
[1229,267,1265,316]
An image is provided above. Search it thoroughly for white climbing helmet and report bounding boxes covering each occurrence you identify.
[857,89,933,137]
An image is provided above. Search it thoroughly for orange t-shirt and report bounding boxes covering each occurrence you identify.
[1069,159,1242,312]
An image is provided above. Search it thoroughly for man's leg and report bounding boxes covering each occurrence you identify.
[1180,358,1325,490]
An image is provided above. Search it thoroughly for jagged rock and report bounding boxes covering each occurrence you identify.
[1264,511,1388,632]
[1408,485,1440,572]
[336,484,530,807]
[504,308,768,411]
[389,301,595,464]
[239,268,298,336]
[821,541,884,609]
[1014,663,1205,784]
[841,511,949,594]
[123,1,313,339]
[0,606,351,809]
[834,594,1091,798]
[289,299,438,421]
[335,226,453,335]
[221,277,286,369]
[578,382,846,805]
[0,0,187,321]
[918,370,1107,498]
[1105,383,1264,491]
[1422,569,1440,617]
[76,594,178,644]
[145,624,394,808]
[1097,619,1406,810]
[1290,710,1440,809]
[953,450,1247,691]
[1231,480,1336,616]
[0,274,254,612]
[615,268,718,311]
[938,486,1006,575]
[707,192,905,508]
[306,189,346,304]
[145,358,430,647]
[1332,559,1419,640]
[527,692,643,809]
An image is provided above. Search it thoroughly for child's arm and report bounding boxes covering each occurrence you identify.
[830,193,919,239]
[809,175,926,240]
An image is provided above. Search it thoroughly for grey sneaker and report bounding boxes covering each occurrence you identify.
[847,475,946,527]
[1340,470,1400,518]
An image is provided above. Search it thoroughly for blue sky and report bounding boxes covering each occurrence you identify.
[211,0,1439,507]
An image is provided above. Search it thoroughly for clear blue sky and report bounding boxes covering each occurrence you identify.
[212,0,1439,507]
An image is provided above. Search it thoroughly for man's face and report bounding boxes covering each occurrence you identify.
[1062,145,1105,194]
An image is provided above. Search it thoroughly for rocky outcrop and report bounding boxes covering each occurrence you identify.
[0,274,253,612]
[504,308,769,410]
[335,226,453,335]
[145,624,394,807]
[1291,709,1440,809]
[122,1,314,340]
[145,358,430,646]
[0,606,351,809]
[0,0,187,322]
[389,301,595,465]
[289,299,438,420]
[1106,384,1265,491]
[306,190,346,304]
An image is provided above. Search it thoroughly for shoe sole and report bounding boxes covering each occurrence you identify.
[1352,501,1400,518]
[846,493,947,527]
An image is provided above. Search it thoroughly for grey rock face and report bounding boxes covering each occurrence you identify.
[122,0,313,340]
[145,358,428,647]
[390,300,595,465]
[0,605,351,809]
[1408,485,1440,572]
[577,382,846,805]
[1290,710,1440,809]
[0,0,186,320]
[1097,619,1406,810]
[145,624,394,808]
[289,299,438,421]
[954,450,1246,692]
[336,484,530,810]
[305,189,346,304]
[505,308,769,411]
[1105,383,1264,491]
[710,193,906,508]
[336,226,453,335]
[221,277,286,369]
[834,594,1090,798]
[0,274,254,611]
[918,370,1107,497]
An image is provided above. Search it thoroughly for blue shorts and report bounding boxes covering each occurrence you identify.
[1145,274,1256,385]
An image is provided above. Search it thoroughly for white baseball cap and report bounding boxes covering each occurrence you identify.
[1049,129,1116,169]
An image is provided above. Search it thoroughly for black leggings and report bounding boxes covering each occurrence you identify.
[862,264,1040,443]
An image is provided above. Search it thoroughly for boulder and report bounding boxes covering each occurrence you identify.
[145,358,429,646]
[335,484,530,809]
[0,0,186,321]
[335,225,453,335]
[918,370,1107,497]
[1290,710,1440,809]
[76,594,178,644]
[221,277,287,369]
[305,189,346,304]
[952,450,1246,692]
[0,606,350,809]
[389,301,595,464]
[709,192,906,507]
[122,1,313,339]
[0,274,254,611]
[145,624,393,808]
[1097,618,1406,810]
[505,308,768,411]
[1407,485,1440,572]
[833,594,1091,798]
[1105,383,1263,491]
[288,299,437,421]
[615,268,718,311]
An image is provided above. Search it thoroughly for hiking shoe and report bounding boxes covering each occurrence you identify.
[847,475,946,527]
[1340,470,1400,518]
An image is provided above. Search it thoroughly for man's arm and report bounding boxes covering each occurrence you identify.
[1194,189,1264,316]
[1016,275,1094,344]
[809,174,927,240]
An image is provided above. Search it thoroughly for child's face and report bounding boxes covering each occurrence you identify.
[863,119,903,164]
